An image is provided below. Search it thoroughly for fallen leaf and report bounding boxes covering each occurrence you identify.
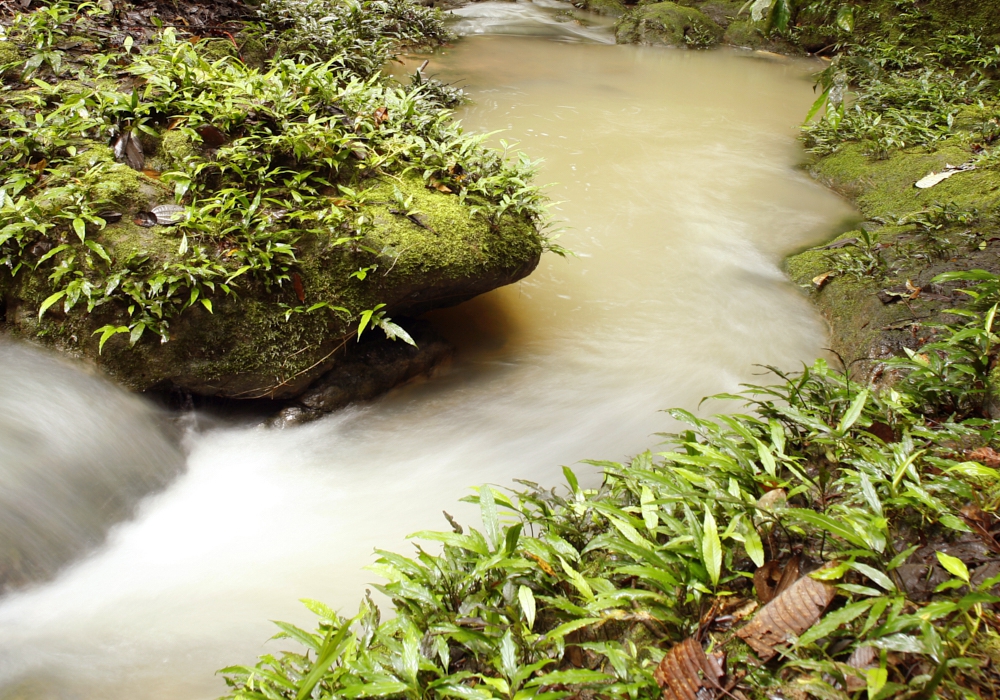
[967,446,1000,468]
[812,271,835,289]
[151,204,186,225]
[113,129,144,171]
[142,168,161,179]
[373,106,388,124]
[737,564,836,661]
[817,237,857,250]
[915,162,975,189]
[196,124,227,148]
[653,637,726,700]
[134,211,157,227]
[434,183,453,193]
[292,272,305,303]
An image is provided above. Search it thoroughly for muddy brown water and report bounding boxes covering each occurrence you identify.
[0,4,855,698]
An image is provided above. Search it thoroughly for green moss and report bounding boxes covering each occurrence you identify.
[578,0,628,18]
[75,145,164,213]
[811,142,1000,222]
[615,2,723,46]
[0,39,22,74]
[158,130,199,172]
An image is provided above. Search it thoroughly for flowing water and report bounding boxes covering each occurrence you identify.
[0,4,856,698]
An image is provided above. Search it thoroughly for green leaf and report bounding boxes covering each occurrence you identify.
[297,618,356,700]
[558,557,594,601]
[836,4,854,32]
[38,289,67,320]
[798,599,873,647]
[743,521,765,568]
[838,389,868,434]
[936,551,970,582]
[519,585,536,630]
[36,243,70,265]
[526,669,611,687]
[867,667,887,700]
[72,217,87,242]
[769,0,790,31]
[850,562,896,592]
[480,485,501,552]
[640,485,657,532]
[85,240,112,263]
[563,465,579,494]
[702,509,722,587]
[93,324,128,353]
[201,298,213,313]
[341,681,409,698]
[786,508,868,548]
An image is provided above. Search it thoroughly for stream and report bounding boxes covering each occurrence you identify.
[0,3,856,698]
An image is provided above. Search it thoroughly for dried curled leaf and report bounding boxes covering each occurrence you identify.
[151,204,186,225]
[653,637,725,700]
[737,566,836,661]
[113,129,144,171]
[753,554,802,604]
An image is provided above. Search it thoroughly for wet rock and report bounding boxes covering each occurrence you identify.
[615,2,723,47]
[270,320,453,427]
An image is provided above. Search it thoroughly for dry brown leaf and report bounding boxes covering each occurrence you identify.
[196,124,227,148]
[753,555,801,604]
[737,566,836,661]
[142,168,161,179]
[968,446,1000,468]
[653,637,725,700]
[373,106,389,124]
[292,272,305,303]
[812,271,835,289]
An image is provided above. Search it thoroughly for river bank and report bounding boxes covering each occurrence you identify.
[220,4,1000,700]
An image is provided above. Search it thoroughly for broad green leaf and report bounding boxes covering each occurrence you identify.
[72,217,87,242]
[866,667,887,700]
[838,389,868,434]
[786,508,868,548]
[518,585,536,630]
[798,599,872,646]
[640,485,657,532]
[743,521,765,567]
[480,485,501,552]
[836,4,854,32]
[526,669,610,687]
[702,510,722,587]
[558,557,594,601]
[850,562,895,592]
[500,629,517,680]
[38,289,67,320]
[563,466,579,494]
[936,551,970,582]
[341,681,409,698]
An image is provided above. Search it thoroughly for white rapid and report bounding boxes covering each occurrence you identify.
[0,5,855,699]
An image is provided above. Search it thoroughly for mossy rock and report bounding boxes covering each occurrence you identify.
[576,0,628,18]
[615,2,724,47]
[4,169,541,400]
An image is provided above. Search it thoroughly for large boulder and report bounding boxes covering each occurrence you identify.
[1,151,541,399]
[615,2,723,46]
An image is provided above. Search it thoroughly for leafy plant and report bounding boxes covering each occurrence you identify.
[222,304,1000,700]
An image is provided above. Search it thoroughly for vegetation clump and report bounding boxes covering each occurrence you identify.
[222,300,1000,699]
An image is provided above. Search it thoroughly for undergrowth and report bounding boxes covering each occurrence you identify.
[222,289,1000,699]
